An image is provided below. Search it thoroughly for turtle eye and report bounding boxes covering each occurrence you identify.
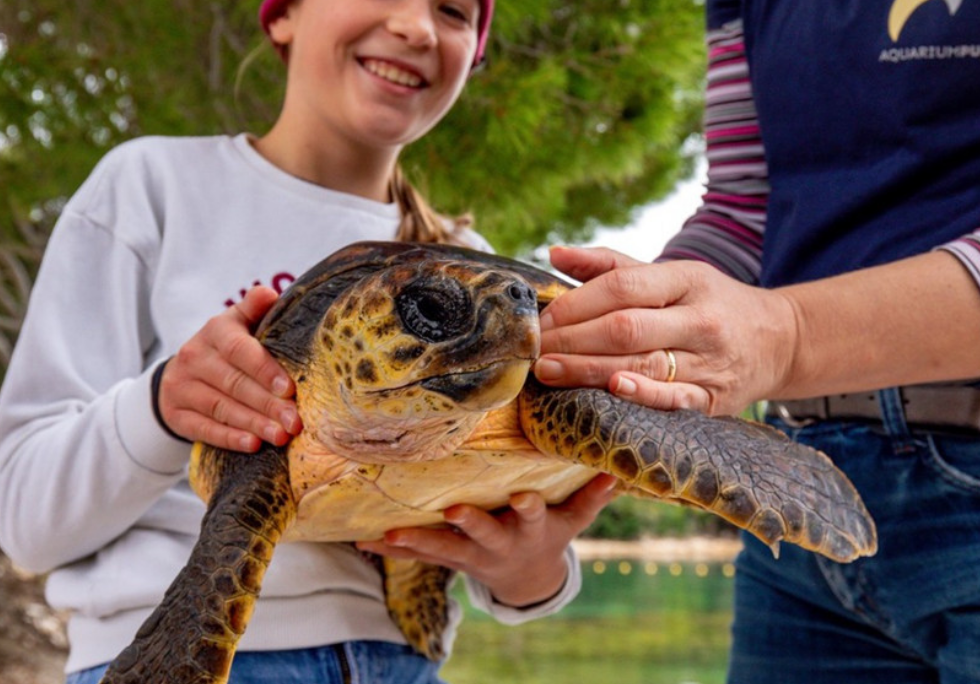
[396,279,473,343]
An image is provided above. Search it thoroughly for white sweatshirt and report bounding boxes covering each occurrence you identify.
[0,134,581,674]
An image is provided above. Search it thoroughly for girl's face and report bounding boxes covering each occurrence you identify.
[271,0,481,153]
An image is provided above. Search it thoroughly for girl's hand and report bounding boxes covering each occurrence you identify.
[533,246,797,416]
[357,474,618,607]
[156,286,302,451]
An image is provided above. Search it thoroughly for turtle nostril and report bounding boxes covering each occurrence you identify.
[507,283,535,305]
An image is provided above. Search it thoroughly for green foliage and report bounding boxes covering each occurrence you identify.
[583,496,735,540]
[407,0,706,253]
[0,0,705,367]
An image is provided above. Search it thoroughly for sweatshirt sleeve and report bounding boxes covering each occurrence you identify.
[0,156,190,574]
[657,20,767,286]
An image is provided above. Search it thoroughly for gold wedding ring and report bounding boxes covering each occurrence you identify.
[663,348,677,383]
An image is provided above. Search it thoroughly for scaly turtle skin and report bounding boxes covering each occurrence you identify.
[99,242,877,684]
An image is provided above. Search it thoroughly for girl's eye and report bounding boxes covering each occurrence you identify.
[439,2,475,25]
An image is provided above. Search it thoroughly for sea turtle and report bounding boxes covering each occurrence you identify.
[99,241,877,684]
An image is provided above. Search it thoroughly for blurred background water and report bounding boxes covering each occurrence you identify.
[443,555,735,684]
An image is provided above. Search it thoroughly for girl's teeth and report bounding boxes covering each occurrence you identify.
[364,60,422,87]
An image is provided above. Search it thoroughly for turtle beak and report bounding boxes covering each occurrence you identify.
[420,357,533,410]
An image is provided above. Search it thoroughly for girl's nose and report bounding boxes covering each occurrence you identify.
[386,0,438,49]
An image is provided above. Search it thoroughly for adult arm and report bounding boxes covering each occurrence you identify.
[535,247,980,416]
[533,18,980,414]
[658,19,767,285]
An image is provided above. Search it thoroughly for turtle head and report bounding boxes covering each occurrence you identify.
[302,258,540,462]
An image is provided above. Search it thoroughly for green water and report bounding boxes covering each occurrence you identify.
[442,560,736,684]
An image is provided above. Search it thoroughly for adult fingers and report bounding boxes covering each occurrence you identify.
[537,331,700,384]
[609,372,713,413]
[547,245,645,284]
[541,308,654,358]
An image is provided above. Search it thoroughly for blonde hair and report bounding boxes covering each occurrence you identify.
[389,165,474,245]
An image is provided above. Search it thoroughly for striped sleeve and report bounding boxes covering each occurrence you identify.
[658,20,767,286]
[938,235,980,286]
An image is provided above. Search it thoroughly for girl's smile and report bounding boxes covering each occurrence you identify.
[360,57,428,90]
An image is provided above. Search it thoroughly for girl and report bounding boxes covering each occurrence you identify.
[0,1,616,682]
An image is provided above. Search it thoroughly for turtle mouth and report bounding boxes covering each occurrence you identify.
[419,359,532,404]
[369,357,534,408]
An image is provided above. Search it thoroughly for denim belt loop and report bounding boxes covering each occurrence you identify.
[875,387,916,452]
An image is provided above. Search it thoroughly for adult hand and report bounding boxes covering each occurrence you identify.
[156,286,302,451]
[533,246,797,416]
[357,473,618,608]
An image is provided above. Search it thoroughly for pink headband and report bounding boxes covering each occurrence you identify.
[259,0,494,67]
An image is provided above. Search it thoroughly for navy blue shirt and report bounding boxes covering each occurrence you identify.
[709,0,980,286]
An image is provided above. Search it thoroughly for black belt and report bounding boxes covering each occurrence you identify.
[767,385,980,434]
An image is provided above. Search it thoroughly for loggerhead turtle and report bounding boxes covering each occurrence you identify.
[98,241,877,684]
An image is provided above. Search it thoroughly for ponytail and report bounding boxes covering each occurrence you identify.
[389,165,474,245]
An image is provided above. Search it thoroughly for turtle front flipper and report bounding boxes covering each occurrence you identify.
[519,381,877,562]
[99,443,295,684]
[379,557,455,661]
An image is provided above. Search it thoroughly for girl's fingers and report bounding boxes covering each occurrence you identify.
[210,287,294,398]
[170,409,265,453]
[358,526,473,570]
[187,355,300,433]
[360,496,549,569]
[179,384,293,446]
[157,287,301,446]
[444,504,511,554]
[506,492,548,527]
[162,344,299,441]
[552,474,618,533]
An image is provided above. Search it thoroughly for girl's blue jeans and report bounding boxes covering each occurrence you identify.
[729,388,980,683]
[66,640,446,684]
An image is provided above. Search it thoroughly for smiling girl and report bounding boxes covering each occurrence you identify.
[0,1,615,682]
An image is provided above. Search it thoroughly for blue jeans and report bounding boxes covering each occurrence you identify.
[66,641,446,684]
[729,389,980,683]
